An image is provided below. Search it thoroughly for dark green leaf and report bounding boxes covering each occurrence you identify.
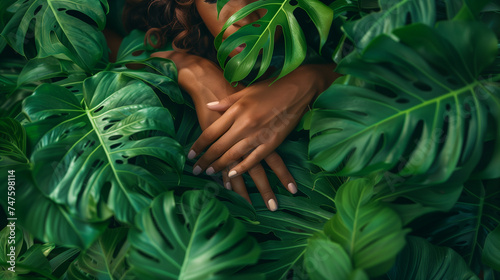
[324,177,408,277]
[1,0,108,71]
[309,21,500,183]
[128,191,260,280]
[387,237,479,279]
[23,71,184,224]
[215,0,333,84]
[115,29,160,64]
[67,227,134,280]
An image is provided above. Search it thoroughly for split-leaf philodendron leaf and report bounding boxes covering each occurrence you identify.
[23,71,185,224]
[128,191,261,280]
[215,0,333,84]
[309,21,500,184]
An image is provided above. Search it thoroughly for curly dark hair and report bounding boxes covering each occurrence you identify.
[123,0,216,60]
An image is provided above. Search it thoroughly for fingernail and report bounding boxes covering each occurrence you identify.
[188,150,196,160]
[206,166,215,175]
[288,183,297,194]
[207,101,219,107]
[225,182,232,190]
[268,199,278,211]
[193,165,202,175]
[228,170,238,178]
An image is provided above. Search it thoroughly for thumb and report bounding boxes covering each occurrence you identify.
[206,90,245,111]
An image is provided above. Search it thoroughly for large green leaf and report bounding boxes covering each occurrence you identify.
[309,21,500,183]
[66,227,135,280]
[127,191,261,280]
[324,177,409,277]
[215,0,333,84]
[23,71,184,224]
[304,234,368,280]
[386,237,478,279]
[410,179,500,275]
[1,0,108,71]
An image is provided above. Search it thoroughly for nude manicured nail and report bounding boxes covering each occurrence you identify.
[207,101,219,106]
[288,183,297,194]
[268,199,278,211]
[188,150,196,160]
[225,182,232,190]
[228,170,238,178]
[206,167,215,175]
[193,165,202,176]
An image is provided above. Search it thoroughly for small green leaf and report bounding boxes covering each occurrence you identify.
[324,177,408,277]
[0,118,29,167]
[482,225,500,271]
[215,0,333,84]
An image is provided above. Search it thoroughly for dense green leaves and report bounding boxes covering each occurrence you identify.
[309,21,500,184]
[324,177,408,277]
[0,118,28,167]
[1,0,108,71]
[387,237,479,279]
[215,0,333,84]
[128,191,260,280]
[24,71,184,224]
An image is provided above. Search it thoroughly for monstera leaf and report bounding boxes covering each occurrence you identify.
[0,118,28,167]
[1,0,108,71]
[67,228,134,280]
[387,237,478,279]
[324,177,409,277]
[23,71,185,224]
[411,179,500,275]
[127,191,261,280]
[215,0,333,84]
[309,21,500,183]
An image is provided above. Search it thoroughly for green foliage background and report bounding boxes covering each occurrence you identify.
[0,0,499,279]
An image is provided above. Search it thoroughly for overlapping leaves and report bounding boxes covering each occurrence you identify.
[215,0,333,84]
[309,21,500,184]
[23,71,185,224]
[128,191,260,280]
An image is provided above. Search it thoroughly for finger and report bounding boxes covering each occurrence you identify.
[206,89,246,111]
[222,169,231,191]
[194,126,247,175]
[265,152,297,194]
[247,164,278,211]
[227,163,251,204]
[206,138,257,175]
[228,144,274,179]
[188,109,236,161]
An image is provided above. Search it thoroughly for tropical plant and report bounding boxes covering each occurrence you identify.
[0,0,499,279]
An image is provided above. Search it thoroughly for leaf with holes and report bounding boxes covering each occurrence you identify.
[324,177,409,277]
[215,0,333,84]
[1,0,108,71]
[309,21,500,183]
[23,71,185,224]
[127,191,261,280]
[410,179,500,275]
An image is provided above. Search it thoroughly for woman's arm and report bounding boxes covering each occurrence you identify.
[189,63,341,178]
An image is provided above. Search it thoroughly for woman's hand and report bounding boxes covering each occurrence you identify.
[188,63,340,180]
[151,51,297,211]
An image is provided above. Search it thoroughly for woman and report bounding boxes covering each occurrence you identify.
[123,0,340,211]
